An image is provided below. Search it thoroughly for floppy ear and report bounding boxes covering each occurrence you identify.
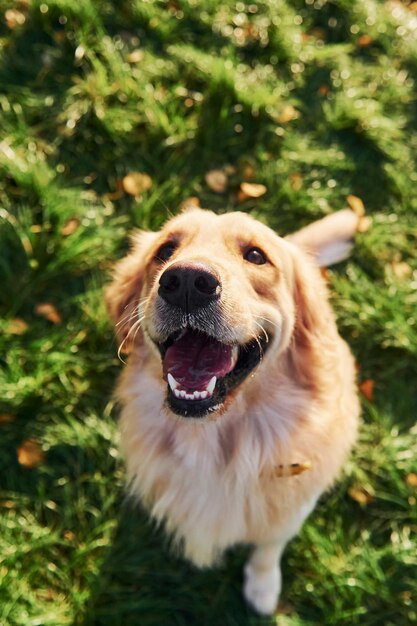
[105,230,159,352]
[286,246,338,391]
[286,209,359,267]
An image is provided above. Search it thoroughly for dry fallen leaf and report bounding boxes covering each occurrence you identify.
[205,169,228,193]
[17,440,45,468]
[310,27,326,41]
[64,530,76,542]
[5,9,26,28]
[242,164,255,179]
[61,218,80,237]
[391,261,412,280]
[348,486,374,505]
[35,303,62,324]
[289,172,303,191]
[1,500,14,509]
[122,172,152,196]
[105,188,125,201]
[180,196,201,211]
[0,413,16,424]
[360,379,374,401]
[276,601,295,616]
[358,34,373,47]
[127,49,144,63]
[8,318,28,335]
[278,105,298,124]
[239,181,267,199]
[347,194,365,217]
[406,473,417,488]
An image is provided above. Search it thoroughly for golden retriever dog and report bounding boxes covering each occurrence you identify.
[106,207,360,615]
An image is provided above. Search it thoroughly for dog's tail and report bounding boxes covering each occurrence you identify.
[286,209,362,267]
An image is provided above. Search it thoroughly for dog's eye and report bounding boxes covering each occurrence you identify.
[155,242,177,262]
[244,247,267,265]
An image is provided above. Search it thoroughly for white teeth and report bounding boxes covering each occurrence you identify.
[206,376,217,394]
[169,376,217,401]
[167,373,179,391]
[231,346,239,367]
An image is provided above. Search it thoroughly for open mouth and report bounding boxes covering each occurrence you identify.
[157,327,270,418]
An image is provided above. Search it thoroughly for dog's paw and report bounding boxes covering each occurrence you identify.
[243,562,281,615]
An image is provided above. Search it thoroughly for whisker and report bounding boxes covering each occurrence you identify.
[115,297,150,328]
[117,314,146,363]
[116,302,140,327]
[257,315,281,330]
[132,314,146,344]
[254,320,269,344]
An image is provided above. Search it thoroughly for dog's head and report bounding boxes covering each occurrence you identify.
[106,208,330,419]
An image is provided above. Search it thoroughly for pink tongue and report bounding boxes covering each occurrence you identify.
[163,329,234,391]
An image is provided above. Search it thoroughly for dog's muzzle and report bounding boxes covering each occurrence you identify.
[152,263,272,419]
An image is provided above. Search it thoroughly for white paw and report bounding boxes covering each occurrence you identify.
[243,562,281,615]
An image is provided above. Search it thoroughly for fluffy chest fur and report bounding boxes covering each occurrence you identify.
[117,349,356,567]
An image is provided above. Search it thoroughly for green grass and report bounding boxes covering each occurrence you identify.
[1,0,416,624]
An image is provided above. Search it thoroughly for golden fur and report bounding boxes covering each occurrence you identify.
[106,208,360,615]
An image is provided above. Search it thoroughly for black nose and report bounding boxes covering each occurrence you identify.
[158,264,221,312]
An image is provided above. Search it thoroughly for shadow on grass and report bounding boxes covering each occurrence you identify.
[76,501,265,626]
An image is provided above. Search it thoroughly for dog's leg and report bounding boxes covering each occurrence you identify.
[243,540,286,615]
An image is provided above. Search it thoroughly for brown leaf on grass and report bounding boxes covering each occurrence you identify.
[5,9,26,28]
[1,500,14,509]
[0,413,16,424]
[289,172,303,191]
[127,49,144,63]
[53,31,67,44]
[359,379,374,401]
[310,27,326,41]
[180,196,201,211]
[205,169,228,193]
[105,187,125,201]
[239,182,267,199]
[8,318,28,335]
[242,163,255,179]
[406,473,417,488]
[64,530,76,542]
[391,261,412,280]
[347,194,365,217]
[278,105,299,124]
[17,440,45,468]
[61,218,80,237]
[122,172,152,196]
[35,303,62,324]
[358,34,373,47]
[275,600,295,616]
[348,487,374,505]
